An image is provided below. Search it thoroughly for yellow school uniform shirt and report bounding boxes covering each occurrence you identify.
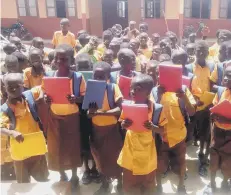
[208,43,219,62]
[41,74,86,115]
[52,31,76,48]
[97,43,106,56]
[191,63,218,111]
[92,84,122,126]
[23,67,44,89]
[139,47,152,60]
[213,88,231,130]
[117,100,167,175]
[160,88,196,147]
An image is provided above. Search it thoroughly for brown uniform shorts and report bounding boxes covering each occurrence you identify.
[14,155,49,183]
[123,168,156,195]
[157,140,186,175]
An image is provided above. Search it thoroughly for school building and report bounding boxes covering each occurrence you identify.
[1,0,231,39]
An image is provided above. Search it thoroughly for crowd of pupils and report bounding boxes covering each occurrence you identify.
[0,17,231,195]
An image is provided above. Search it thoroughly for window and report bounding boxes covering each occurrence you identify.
[145,0,165,18]
[46,0,77,18]
[220,0,231,19]
[184,0,211,19]
[17,0,37,16]
[117,1,126,18]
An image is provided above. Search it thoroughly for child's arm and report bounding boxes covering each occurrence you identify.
[143,121,164,136]
[211,113,231,124]
[0,128,24,143]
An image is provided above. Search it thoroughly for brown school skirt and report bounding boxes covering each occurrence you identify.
[36,99,49,134]
[14,155,49,183]
[47,112,82,171]
[157,140,186,176]
[90,123,122,178]
[123,168,156,195]
[210,125,231,177]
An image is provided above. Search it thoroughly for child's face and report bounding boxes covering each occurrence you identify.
[54,51,70,72]
[146,66,158,86]
[103,35,112,47]
[223,68,231,89]
[130,82,149,103]
[119,53,135,73]
[173,54,187,66]
[13,41,22,51]
[189,34,196,42]
[34,40,44,50]
[152,46,161,60]
[152,36,160,44]
[103,53,113,65]
[129,41,139,54]
[5,62,19,73]
[60,22,69,32]
[5,79,24,98]
[93,68,109,81]
[169,35,177,46]
[196,46,208,62]
[30,53,43,68]
[160,41,171,56]
[187,47,195,56]
[77,60,91,71]
[109,44,120,58]
[4,46,17,55]
[139,35,148,46]
[139,25,147,33]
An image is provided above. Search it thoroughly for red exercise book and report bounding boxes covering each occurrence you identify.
[122,103,148,132]
[119,75,132,100]
[43,77,71,104]
[159,64,182,92]
[210,100,231,119]
[182,76,191,88]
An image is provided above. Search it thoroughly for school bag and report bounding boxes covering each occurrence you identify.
[109,71,139,84]
[45,71,82,97]
[1,90,43,131]
[186,62,223,86]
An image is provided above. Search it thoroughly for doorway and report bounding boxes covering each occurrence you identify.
[102,0,128,30]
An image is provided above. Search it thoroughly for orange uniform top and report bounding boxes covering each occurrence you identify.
[52,31,76,48]
[23,67,45,89]
[160,88,196,147]
[213,88,231,130]
[41,74,86,115]
[117,100,167,175]
[92,84,122,126]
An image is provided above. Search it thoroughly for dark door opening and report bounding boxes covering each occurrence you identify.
[56,0,66,18]
[102,0,128,30]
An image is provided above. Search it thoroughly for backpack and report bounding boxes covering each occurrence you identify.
[1,90,43,131]
[45,71,82,97]
[186,62,223,86]
[151,85,190,125]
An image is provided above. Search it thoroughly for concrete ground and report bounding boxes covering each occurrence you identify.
[0,145,229,195]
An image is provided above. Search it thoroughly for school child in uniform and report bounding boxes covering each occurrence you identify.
[160,38,172,57]
[218,41,228,64]
[186,40,219,176]
[153,72,196,194]
[102,49,121,72]
[87,62,123,195]
[75,53,100,185]
[152,33,160,46]
[0,73,49,183]
[75,30,88,52]
[97,30,113,56]
[188,33,196,44]
[109,38,122,63]
[151,45,161,61]
[52,18,76,49]
[146,60,159,87]
[44,44,86,185]
[209,66,231,192]
[169,32,182,51]
[186,43,196,64]
[10,37,26,53]
[118,74,167,195]
[124,21,140,40]
[12,51,29,72]
[3,43,17,55]
[138,32,152,60]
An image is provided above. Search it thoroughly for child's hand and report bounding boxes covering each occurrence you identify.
[176,88,186,99]
[89,102,98,114]
[44,94,52,105]
[196,100,204,107]
[67,94,76,104]
[143,120,155,130]
[211,113,229,123]
[121,119,133,129]
[12,131,24,143]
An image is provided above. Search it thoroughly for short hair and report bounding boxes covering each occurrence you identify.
[10,36,21,43]
[5,54,18,65]
[159,54,171,62]
[148,60,159,68]
[139,22,148,29]
[118,48,136,59]
[120,42,130,49]
[29,48,43,58]
[75,53,92,66]
[103,30,113,38]
[226,40,231,49]
[3,43,16,53]
[104,49,114,56]
[189,33,196,37]
[31,37,43,46]
[77,30,87,38]
[195,40,209,50]
[12,51,27,64]
[48,50,55,62]
[152,33,160,38]
[93,61,111,73]
[165,31,175,37]
[171,50,188,64]
[131,74,154,92]
[56,44,74,58]
[78,33,90,46]
[129,21,136,25]
[139,32,148,38]
[160,37,171,45]
[60,18,69,24]
[3,73,23,85]
[219,30,231,40]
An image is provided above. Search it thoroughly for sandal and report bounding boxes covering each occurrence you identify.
[82,170,92,185]
[90,169,101,183]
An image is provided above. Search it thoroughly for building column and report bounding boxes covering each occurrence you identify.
[179,0,184,43]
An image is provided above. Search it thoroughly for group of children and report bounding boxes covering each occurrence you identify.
[1,18,231,195]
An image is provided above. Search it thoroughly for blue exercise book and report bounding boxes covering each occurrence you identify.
[82,80,107,110]
[79,71,93,82]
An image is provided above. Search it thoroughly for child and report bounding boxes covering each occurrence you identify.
[209,66,231,192]
[139,22,148,33]
[188,33,196,44]
[118,74,167,194]
[109,38,122,63]
[139,32,152,59]
[146,60,159,87]
[186,40,219,176]
[97,30,113,56]
[159,54,171,63]
[186,43,196,64]
[12,51,29,72]
[3,43,17,55]
[0,73,49,183]
[4,55,20,74]
[151,45,161,61]
[218,41,228,63]
[160,38,172,57]
[44,44,86,185]
[151,33,160,46]
[154,71,196,193]
[78,33,91,48]
[102,49,121,71]
[10,37,25,52]
[76,30,88,52]
[169,32,182,51]
[23,48,46,89]
[110,48,138,86]
[30,37,48,61]
[75,53,93,71]
[52,18,76,48]
[124,21,140,40]
[88,61,123,194]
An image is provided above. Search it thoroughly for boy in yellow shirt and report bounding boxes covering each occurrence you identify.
[138,32,152,60]
[87,62,123,195]
[52,18,76,48]
[0,73,49,183]
[118,74,167,194]
[97,30,113,56]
